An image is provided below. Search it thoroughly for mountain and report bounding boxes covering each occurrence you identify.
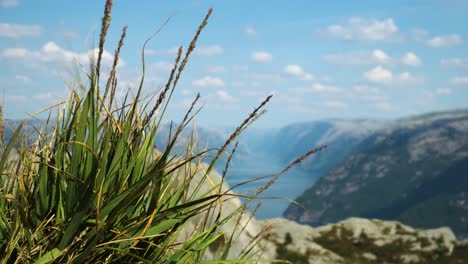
[271,119,386,177]
[175,156,468,263]
[284,109,468,239]
[1,117,390,218]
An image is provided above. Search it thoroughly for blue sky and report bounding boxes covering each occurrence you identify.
[1,0,468,127]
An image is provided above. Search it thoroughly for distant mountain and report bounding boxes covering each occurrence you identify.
[284,109,468,239]
[271,119,386,177]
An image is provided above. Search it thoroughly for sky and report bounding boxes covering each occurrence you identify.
[1,0,468,128]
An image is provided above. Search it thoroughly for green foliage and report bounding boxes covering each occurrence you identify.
[0,1,280,263]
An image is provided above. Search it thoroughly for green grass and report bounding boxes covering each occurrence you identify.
[0,1,326,263]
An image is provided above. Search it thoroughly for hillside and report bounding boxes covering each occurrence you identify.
[284,109,468,239]
[169,158,468,263]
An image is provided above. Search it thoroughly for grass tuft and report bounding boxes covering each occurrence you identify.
[0,1,323,263]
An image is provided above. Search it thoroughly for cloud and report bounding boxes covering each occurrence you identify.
[436,88,451,95]
[398,72,418,82]
[3,48,28,57]
[192,76,224,88]
[207,65,225,73]
[284,64,315,80]
[232,64,249,72]
[5,95,27,103]
[302,73,314,81]
[323,17,399,41]
[251,51,272,63]
[216,90,237,102]
[245,26,257,36]
[0,23,43,38]
[152,61,173,72]
[0,0,18,7]
[15,75,30,83]
[194,45,224,56]
[451,76,468,85]
[325,101,347,108]
[401,52,422,66]
[375,101,394,110]
[324,49,391,65]
[310,82,339,92]
[364,66,393,83]
[2,41,125,67]
[427,34,463,48]
[284,64,304,76]
[440,58,468,67]
[180,89,192,96]
[352,85,379,94]
[364,66,422,84]
[410,28,428,41]
[34,91,61,102]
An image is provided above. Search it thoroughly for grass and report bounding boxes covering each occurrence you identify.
[0,1,322,263]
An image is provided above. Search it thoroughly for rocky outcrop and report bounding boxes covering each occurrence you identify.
[260,217,468,263]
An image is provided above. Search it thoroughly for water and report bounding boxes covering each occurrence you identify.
[224,151,317,219]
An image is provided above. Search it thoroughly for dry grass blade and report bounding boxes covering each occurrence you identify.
[143,46,183,127]
[96,0,113,79]
[106,25,127,108]
[205,95,273,175]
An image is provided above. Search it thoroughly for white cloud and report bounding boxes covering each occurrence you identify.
[375,101,394,110]
[251,51,272,63]
[364,66,393,83]
[152,61,173,72]
[302,73,314,81]
[401,52,422,66]
[0,23,42,38]
[245,26,257,36]
[0,0,18,7]
[325,101,347,108]
[372,49,391,63]
[2,41,125,67]
[324,49,391,65]
[436,88,451,95]
[323,17,398,41]
[34,91,60,102]
[440,58,468,67]
[284,64,304,76]
[168,46,181,55]
[207,65,225,73]
[365,66,422,84]
[216,90,237,102]
[5,95,27,103]
[15,75,30,83]
[352,85,379,94]
[3,48,28,57]
[410,28,428,41]
[452,76,468,85]
[284,64,315,81]
[181,89,192,96]
[194,45,224,56]
[398,72,417,82]
[192,76,224,88]
[427,34,463,48]
[232,64,249,72]
[145,49,157,56]
[310,82,339,92]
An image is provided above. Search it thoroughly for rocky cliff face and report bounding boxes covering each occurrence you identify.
[284,109,468,239]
